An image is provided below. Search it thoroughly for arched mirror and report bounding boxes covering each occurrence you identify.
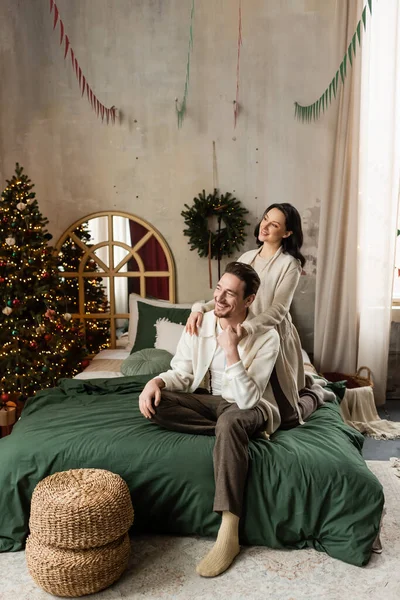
[55,211,176,352]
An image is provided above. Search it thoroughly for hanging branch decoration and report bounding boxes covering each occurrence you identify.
[175,0,195,128]
[48,0,117,124]
[181,189,249,287]
[294,0,373,123]
[233,0,242,128]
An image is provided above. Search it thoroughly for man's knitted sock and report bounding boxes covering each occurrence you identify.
[196,511,240,577]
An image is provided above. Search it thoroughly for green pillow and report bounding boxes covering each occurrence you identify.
[121,348,173,377]
[131,302,191,353]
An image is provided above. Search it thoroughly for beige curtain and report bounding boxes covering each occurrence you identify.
[314,1,362,375]
[357,0,400,403]
[314,1,400,405]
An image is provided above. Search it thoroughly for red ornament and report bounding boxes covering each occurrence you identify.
[29,341,38,349]
[12,299,20,306]
[1,392,9,402]
[0,278,5,283]
[44,333,52,341]
[81,359,90,369]
[42,249,47,255]
[56,324,63,331]
[41,272,50,279]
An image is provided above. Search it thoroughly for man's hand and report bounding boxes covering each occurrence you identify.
[139,377,164,419]
[185,311,203,335]
[217,323,243,366]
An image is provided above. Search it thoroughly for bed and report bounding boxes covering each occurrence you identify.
[0,212,384,567]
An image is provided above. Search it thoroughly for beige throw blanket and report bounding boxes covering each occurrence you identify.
[340,386,400,440]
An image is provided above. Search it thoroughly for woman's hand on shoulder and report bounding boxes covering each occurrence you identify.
[186,311,203,336]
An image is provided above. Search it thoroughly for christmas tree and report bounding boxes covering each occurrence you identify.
[0,164,88,401]
[58,223,110,354]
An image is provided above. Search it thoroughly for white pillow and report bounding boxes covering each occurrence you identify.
[154,318,185,356]
[127,293,194,347]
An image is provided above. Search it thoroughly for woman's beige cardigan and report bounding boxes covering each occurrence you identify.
[192,247,305,415]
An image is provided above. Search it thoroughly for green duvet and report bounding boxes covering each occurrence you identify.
[0,375,383,566]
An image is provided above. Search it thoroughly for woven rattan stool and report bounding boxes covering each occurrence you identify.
[27,469,134,597]
[26,532,130,597]
[29,468,134,549]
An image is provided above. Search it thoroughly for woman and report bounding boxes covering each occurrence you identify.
[187,203,330,426]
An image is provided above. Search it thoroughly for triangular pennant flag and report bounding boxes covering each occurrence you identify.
[335,70,339,91]
[343,54,347,77]
[50,0,54,13]
[96,99,100,116]
[111,107,116,124]
[362,6,367,30]
[348,42,353,66]
[86,85,90,102]
[352,32,357,56]
[59,19,64,45]
[89,89,94,107]
[357,21,361,44]
[78,67,82,89]
[70,48,75,69]
[81,75,86,96]
[332,76,337,98]
[368,0,372,15]
[101,105,105,121]
[106,108,110,124]
[340,61,345,84]
[74,58,79,76]
[64,35,70,59]
[53,5,59,29]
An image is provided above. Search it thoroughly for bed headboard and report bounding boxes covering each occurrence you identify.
[55,211,176,351]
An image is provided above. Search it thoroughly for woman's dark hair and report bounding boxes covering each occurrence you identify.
[254,203,306,268]
[224,262,261,298]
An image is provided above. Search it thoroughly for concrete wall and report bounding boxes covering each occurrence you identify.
[0,0,343,351]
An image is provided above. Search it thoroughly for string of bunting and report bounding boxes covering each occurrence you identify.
[175,0,195,128]
[49,0,117,124]
[294,0,373,122]
[234,0,242,128]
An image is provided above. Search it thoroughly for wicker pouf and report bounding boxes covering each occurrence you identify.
[29,468,134,549]
[26,532,131,597]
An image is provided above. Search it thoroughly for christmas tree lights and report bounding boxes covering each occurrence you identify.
[0,164,87,401]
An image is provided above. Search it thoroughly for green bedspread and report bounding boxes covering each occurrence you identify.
[0,376,384,566]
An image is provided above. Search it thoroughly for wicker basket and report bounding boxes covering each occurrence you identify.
[29,469,134,549]
[322,366,373,389]
[26,532,130,597]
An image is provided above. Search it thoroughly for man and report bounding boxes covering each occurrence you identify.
[139,262,281,577]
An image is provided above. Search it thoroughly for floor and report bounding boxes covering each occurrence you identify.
[362,400,400,460]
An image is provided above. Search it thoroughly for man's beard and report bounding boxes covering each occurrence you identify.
[214,303,232,318]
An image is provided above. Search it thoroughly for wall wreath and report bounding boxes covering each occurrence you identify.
[181,189,249,286]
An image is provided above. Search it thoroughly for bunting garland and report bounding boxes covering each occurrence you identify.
[48,0,117,124]
[294,0,374,123]
[233,0,242,128]
[175,0,195,128]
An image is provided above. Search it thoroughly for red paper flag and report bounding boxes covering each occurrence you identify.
[59,20,64,45]
[70,48,75,69]
[64,35,70,59]
[50,0,54,13]
[74,58,79,77]
[106,108,110,124]
[100,105,105,121]
[78,66,82,89]
[53,5,59,29]
[81,75,86,96]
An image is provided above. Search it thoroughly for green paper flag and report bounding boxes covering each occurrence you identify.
[176,0,195,128]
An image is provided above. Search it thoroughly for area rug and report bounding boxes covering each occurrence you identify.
[0,461,398,600]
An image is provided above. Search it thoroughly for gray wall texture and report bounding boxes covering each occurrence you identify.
[0,0,344,352]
